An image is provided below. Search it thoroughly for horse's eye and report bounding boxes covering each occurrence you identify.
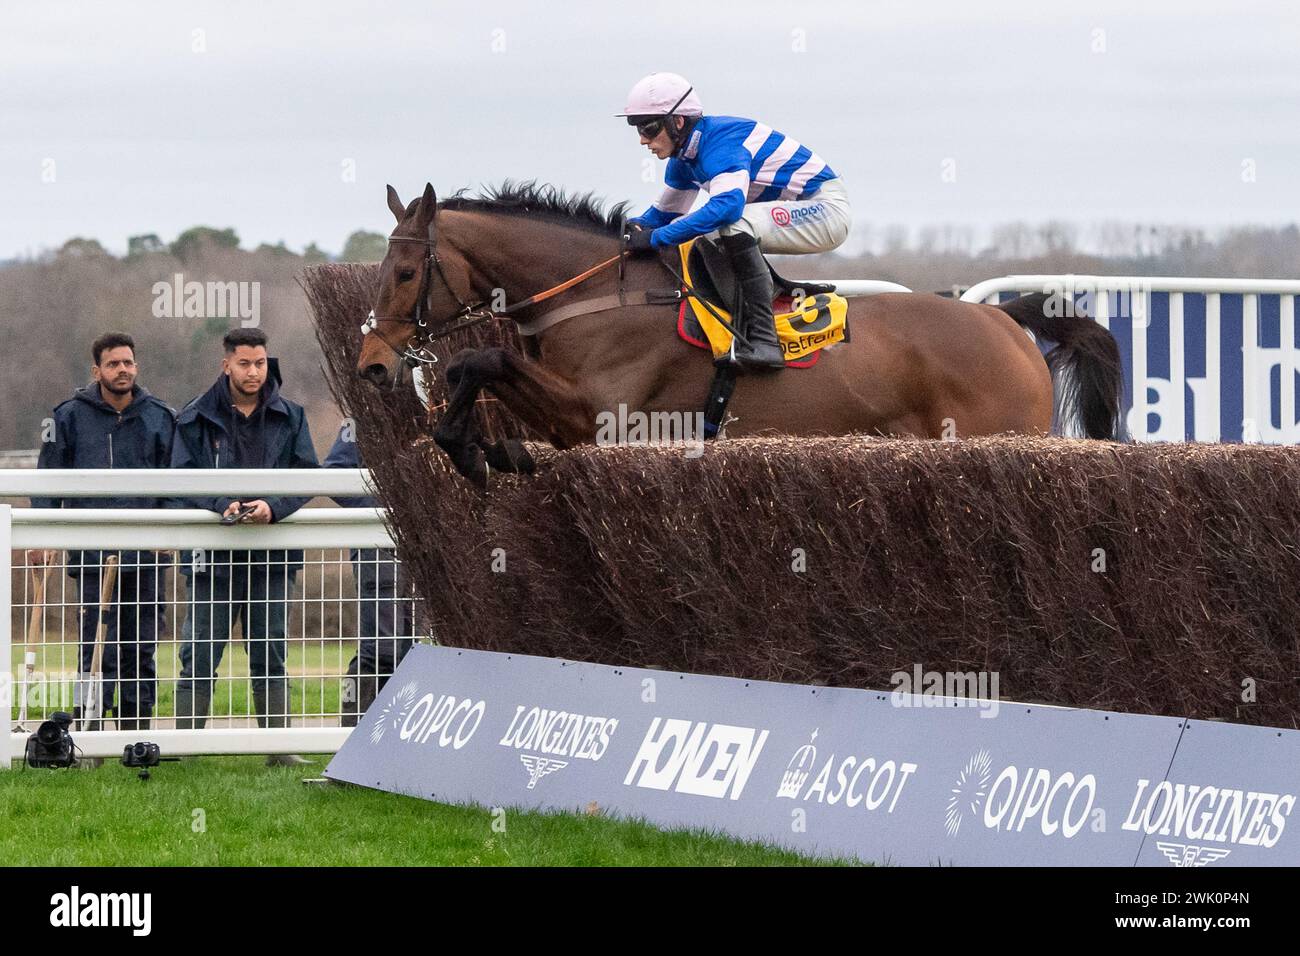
[398,269,416,283]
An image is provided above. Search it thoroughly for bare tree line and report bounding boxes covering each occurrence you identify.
[792,221,1300,293]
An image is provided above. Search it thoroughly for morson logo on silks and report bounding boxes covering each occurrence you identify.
[498,705,619,789]
[944,751,1098,839]
[367,682,485,751]
[770,203,826,228]
[623,718,768,800]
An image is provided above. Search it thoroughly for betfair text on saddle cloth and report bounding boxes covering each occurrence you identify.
[673,237,849,367]
[619,72,851,371]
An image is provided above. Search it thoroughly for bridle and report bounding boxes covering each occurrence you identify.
[361,222,495,369]
[362,220,622,370]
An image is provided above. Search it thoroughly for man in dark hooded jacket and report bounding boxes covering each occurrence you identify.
[170,328,317,765]
[33,331,175,731]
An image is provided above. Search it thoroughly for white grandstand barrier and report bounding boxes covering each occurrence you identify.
[960,274,1300,305]
[3,470,417,769]
[959,275,1300,444]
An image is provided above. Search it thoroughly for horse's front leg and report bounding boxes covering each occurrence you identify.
[433,348,597,485]
[432,349,493,487]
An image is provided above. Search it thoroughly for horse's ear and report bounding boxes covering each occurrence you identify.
[414,183,438,230]
[386,185,405,223]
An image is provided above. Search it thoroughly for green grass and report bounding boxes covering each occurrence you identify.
[0,756,851,866]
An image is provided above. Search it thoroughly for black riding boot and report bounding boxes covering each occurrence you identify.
[721,233,786,370]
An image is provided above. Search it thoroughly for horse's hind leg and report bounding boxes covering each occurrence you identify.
[479,351,598,450]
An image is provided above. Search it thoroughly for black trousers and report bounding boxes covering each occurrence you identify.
[74,551,162,726]
[352,548,414,677]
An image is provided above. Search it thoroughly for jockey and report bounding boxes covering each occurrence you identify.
[619,72,851,369]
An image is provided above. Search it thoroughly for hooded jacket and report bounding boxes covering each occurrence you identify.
[33,382,176,510]
[170,358,318,573]
[33,381,177,576]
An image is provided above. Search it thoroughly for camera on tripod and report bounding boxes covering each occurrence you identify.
[122,741,162,779]
[122,741,161,768]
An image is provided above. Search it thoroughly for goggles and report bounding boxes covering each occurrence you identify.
[630,116,667,138]
[626,86,694,140]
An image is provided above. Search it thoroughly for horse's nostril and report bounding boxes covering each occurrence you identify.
[362,364,389,386]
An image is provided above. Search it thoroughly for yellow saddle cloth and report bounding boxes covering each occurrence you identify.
[676,238,849,366]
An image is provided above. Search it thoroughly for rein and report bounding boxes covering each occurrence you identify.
[361,222,624,368]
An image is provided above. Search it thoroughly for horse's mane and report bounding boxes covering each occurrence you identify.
[436,180,631,236]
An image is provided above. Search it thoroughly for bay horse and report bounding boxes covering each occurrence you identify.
[358,182,1122,485]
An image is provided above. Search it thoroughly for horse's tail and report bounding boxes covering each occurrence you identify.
[999,292,1125,441]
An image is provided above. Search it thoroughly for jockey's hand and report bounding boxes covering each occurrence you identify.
[624,226,657,256]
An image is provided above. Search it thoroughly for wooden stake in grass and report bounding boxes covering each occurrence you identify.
[77,554,118,732]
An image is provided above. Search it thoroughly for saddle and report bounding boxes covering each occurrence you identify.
[668,238,849,368]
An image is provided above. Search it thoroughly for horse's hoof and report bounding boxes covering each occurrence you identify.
[483,438,535,475]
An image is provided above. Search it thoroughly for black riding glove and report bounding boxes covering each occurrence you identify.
[625,227,657,256]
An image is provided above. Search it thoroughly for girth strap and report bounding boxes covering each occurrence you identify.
[515,288,682,337]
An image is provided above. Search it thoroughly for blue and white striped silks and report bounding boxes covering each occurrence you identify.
[629,115,839,248]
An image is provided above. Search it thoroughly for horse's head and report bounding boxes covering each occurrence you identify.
[358,183,477,387]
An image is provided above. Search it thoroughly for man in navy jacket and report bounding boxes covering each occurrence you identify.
[323,423,414,726]
[33,331,175,730]
[170,328,317,764]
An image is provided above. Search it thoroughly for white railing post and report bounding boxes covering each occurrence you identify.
[1,504,13,770]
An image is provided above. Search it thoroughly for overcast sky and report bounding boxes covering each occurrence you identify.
[3,0,1298,259]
